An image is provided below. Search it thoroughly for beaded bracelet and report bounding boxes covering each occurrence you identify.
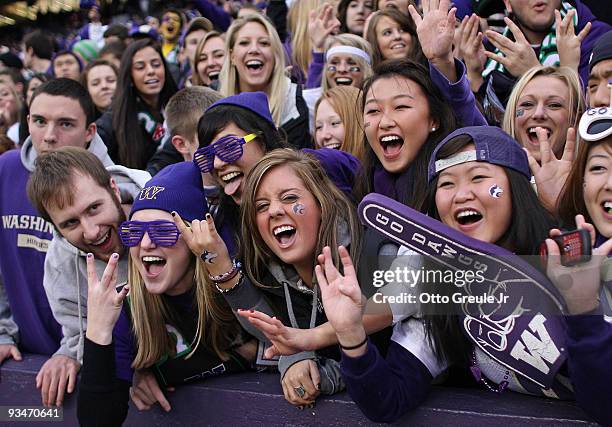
[208,259,241,283]
[215,270,243,294]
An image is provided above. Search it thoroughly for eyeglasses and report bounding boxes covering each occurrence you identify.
[579,107,612,142]
[119,220,180,247]
[193,133,257,173]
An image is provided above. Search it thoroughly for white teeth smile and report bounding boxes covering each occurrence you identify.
[273,225,295,236]
[93,231,110,246]
[145,79,159,84]
[326,143,341,149]
[605,201,612,209]
[391,43,406,49]
[335,77,353,85]
[220,171,241,182]
[457,210,480,218]
[380,135,402,143]
[246,60,264,69]
[142,256,165,262]
[208,70,220,79]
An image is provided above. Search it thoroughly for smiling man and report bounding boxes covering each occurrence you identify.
[0,78,114,407]
[26,147,149,407]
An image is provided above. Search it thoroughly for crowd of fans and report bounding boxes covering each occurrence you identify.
[0,0,611,425]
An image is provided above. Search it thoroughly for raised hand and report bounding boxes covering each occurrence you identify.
[315,246,365,336]
[485,17,540,78]
[525,127,576,212]
[408,0,456,64]
[85,253,128,346]
[457,13,486,91]
[555,9,591,71]
[172,211,232,276]
[545,215,612,314]
[309,3,341,52]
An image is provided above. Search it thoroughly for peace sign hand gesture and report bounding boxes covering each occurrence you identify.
[85,253,129,345]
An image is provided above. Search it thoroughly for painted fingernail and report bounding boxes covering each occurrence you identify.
[171,211,176,217]
[87,253,93,258]
[205,213,212,220]
[112,253,119,259]
[317,383,321,390]
[297,406,303,411]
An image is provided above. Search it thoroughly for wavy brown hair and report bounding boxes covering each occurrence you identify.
[365,7,424,68]
[240,149,361,288]
[557,139,612,228]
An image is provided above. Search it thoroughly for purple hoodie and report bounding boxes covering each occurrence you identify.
[0,150,61,355]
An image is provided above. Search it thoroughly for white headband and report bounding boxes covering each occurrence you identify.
[326,46,372,65]
[434,150,478,174]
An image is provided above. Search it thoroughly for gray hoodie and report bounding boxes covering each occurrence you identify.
[222,220,351,395]
[43,165,150,362]
[0,133,115,347]
[20,132,114,172]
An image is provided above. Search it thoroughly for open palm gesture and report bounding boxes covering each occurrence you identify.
[409,0,457,63]
[315,246,365,334]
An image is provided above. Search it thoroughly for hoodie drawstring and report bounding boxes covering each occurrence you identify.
[75,253,84,364]
[282,282,318,330]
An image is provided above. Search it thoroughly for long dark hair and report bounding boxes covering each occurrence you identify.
[557,140,610,229]
[354,59,458,209]
[112,39,177,169]
[421,134,556,366]
[197,105,288,231]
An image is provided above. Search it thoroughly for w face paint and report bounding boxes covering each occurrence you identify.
[489,184,504,198]
[293,203,305,215]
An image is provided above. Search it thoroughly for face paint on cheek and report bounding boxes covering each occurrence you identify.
[293,203,305,215]
[489,184,504,198]
[516,109,525,118]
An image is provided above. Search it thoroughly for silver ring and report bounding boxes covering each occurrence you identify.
[294,385,306,398]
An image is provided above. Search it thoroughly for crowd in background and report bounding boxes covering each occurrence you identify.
[0,0,611,425]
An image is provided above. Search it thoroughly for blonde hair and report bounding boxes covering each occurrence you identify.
[322,34,373,92]
[240,149,361,288]
[128,244,238,369]
[220,14,288,125]
[288,0,325,79]
[503,65,584,153]
[314,86,366,164]
[192,31,225,87]
[0,81,22,129]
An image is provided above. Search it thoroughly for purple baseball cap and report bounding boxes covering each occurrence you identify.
[427,126,531,183]
[206,92,275,128]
